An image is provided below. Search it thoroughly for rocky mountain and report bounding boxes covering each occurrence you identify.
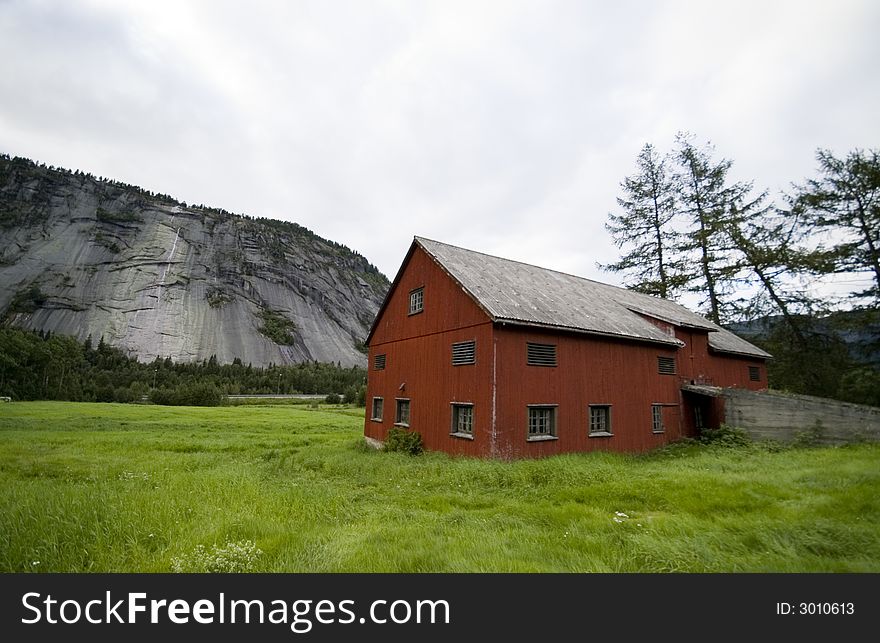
[0,154,389,367]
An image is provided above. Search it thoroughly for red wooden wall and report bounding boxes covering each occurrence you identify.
[674,327,766,390]
[491,326,686,458]
[365,245,494,456]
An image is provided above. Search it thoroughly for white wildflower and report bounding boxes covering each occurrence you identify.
[171,539,263,573]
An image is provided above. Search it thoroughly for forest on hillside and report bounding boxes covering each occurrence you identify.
[0,328,366,405]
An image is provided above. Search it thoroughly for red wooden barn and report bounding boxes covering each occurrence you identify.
[364,237,770,458]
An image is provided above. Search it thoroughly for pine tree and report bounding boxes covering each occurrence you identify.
[723,195,832,348]
[601,143,683,298]
[791,148,880,304]
[672,133,753,324]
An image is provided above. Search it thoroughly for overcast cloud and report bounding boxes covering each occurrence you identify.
[1,0,878,284]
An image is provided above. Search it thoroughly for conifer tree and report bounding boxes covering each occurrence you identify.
[601,143,683,298]
[672,133,754,324]
[791,148,880,304]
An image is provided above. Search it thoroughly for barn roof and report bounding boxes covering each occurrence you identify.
[414,237,770,359]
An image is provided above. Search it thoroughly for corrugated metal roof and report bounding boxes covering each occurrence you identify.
[416,237,771,359]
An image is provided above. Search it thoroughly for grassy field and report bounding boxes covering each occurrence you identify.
[1,401,878,572]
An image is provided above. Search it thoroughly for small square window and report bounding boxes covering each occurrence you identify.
[395,399,411,426]
[527,406,557,440]
[589,405,612,436]
[451,403,474,437]
[748,366,761,382]
[374,354,386,370]
[651,404,664,433]
[371,397,384,421]
[409,288,424,315]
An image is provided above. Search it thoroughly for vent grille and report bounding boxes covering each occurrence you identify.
[527,342,557,366]
[373,354,386,370]
[657,356,676,375]
[452,340,476,366]
[749,366,760,381]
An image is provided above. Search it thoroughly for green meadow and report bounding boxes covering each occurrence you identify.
[1,401,878,572]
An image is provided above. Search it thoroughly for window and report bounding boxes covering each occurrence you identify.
[451,403,474,438]
[657,356,676,375]
[527,342,557,366]
[749,366,761,382]
[527,405,557,440]
[373,353,386,370]
[409,287,424,315]
[589,405,612,436]
[652,404,664,433]
[371,397,384,421]
[452,340,476,365]
[395,398,411,426]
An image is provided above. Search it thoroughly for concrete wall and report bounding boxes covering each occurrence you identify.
[721,388,880,445]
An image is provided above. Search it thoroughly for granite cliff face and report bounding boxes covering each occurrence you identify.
[0,155,388,367]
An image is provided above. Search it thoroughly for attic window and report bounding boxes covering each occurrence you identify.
[527,342,557,367]
[409,287,424,315]
[749,366,761,382]
[452,340,476,366]
[374,354,386,370]
[657,356,676,375]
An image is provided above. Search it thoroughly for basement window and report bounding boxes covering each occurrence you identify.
[527,342,557,367]
[373,354,386,370]
[527,405,558,441]
[749,366,761,382]
[450,403,474,439]
[589,405,612,437]
[651,404,664,434]
[657,356,676,375]
[371,397,384,422]
[394,398,411,427]
[452,340,476,365]
[409,287,424,315]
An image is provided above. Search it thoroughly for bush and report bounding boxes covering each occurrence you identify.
[325,393,342,404]
[342,386,357,404]
[698,425,750,447]
[258,309,296,345]
[170,539,262,573]
[180,382,223,406]
[837,367,880,407]
[384,427,423,455]
[793,419,825,448]
[113,387,138,403]
[94,385,116,403]
[149,383,223,406]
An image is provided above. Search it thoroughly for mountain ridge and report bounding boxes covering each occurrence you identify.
[0,153,389,367]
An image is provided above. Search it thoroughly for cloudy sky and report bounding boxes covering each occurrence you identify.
[1,0,878,283]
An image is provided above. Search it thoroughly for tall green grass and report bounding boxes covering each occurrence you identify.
[1,401,878,572]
